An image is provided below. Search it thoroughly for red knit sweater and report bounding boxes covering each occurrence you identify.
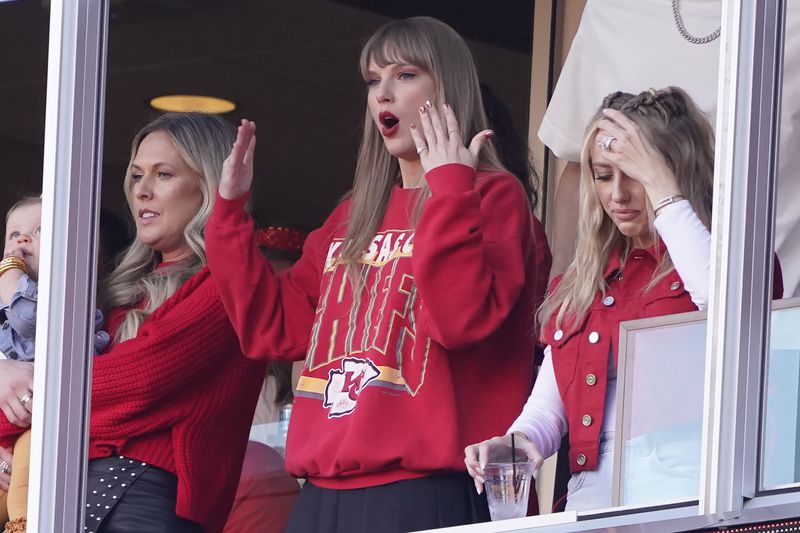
[0,408,23,448]
[206,164,552,490]
[87,268,266,533]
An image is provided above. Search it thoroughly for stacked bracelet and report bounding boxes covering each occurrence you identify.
[653,194,686,217]
[0,256,28,277]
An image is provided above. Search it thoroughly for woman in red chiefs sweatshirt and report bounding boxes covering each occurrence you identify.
[206,16,552,533]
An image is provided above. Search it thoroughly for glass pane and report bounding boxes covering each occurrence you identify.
[774,0,800,300]
[759,0,800,493]
[614,312,706,507]
[0,1,48,529]
[96,2,534,531]
[0,0,48,206]
[761,301,800,489]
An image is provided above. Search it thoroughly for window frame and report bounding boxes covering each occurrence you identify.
[28,1,108,531]
[29,0,797,530]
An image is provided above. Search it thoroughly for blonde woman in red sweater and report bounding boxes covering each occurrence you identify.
[85,113,264,532]
[207,16,552,533]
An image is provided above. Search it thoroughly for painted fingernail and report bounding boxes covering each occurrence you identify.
[410,123,416,130]
[419,106,426,114]
[442,103,449,110]
[425,100,432,108]
[485,130,495,138]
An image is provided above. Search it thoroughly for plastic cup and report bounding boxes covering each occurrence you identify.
[483,461,533,521]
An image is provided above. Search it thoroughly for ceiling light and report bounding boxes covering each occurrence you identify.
[149,95,236,114]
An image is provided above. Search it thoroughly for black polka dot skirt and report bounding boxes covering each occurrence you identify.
[84,456,151,532]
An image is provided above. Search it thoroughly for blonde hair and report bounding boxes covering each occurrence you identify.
[100,112,235,343]
[339,16,507,287]
[539,87,715,331]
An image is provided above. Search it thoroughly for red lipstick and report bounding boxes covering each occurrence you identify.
[379,111,400,136]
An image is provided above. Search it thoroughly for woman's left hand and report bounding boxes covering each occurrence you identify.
[410,101,493,173]
[0,446,12,491]
[0,360,33,427]
[597,108,682,203]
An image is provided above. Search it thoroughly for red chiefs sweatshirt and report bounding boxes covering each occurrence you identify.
[206,163,551,490]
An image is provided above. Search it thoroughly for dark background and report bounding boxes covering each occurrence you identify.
[0,0,533,240]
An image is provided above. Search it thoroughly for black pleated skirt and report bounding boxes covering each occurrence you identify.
[286,472,490,533]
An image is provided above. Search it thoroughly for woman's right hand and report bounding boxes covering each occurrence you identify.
[219,119,257,200]
[0,359,34,427]
[464,432,543,494]
[596,109,682,205]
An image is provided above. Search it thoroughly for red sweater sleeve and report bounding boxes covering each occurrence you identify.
[0,416,25,448]
[412,164,533,350]
[90,268,244,439]
[205,192,331,361]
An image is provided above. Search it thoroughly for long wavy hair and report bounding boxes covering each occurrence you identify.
[339,16,508,287]
[539,86,715,331]
[100,112,235,343]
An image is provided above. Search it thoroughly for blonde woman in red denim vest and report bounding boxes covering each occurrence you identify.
[466,87,741,510]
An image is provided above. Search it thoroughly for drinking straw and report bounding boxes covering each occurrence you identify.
[511,433,517,463]
[511,433,518,497]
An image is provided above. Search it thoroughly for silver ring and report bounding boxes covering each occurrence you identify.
[0,460,9,475]
[19,392,32,406]
[599,136,616,152]
[447,128,460,136]
[416,145,428,154]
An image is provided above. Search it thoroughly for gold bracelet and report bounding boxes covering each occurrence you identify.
[0,256,28,277]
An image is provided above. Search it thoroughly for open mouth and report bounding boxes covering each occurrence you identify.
[139,209,159,224]
[379,111,400,135]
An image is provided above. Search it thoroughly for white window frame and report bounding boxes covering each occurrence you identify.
[27,0,795,531]
[27,1,108,531]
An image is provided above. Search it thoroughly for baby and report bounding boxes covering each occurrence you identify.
[0,196,109,533]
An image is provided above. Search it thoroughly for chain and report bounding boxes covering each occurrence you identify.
[671,0,721,45]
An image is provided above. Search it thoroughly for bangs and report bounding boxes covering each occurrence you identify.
[359,22,434,79]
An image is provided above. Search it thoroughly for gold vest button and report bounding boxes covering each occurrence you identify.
[586,373,597,386]
[576,453,587,466]
[582,414,592,426]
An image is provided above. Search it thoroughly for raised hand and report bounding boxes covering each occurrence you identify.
[219,119,257,200]
[596,108,682,204]
[410,101,493,174]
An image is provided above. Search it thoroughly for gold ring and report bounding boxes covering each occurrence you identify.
[447,128,460,136]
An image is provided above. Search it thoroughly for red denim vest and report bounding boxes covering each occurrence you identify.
[542,243,698,473]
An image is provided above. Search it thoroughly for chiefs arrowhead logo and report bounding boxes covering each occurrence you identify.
[323,357,380,418]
